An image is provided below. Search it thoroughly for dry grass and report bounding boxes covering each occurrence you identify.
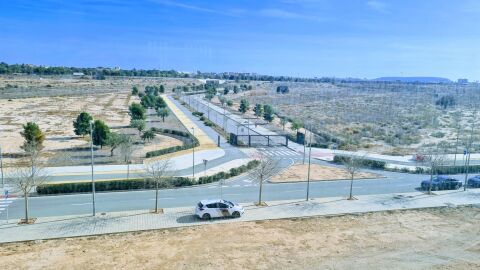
[0,206,479,269]
[270,164,382,183]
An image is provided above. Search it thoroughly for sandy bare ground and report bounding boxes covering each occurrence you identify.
[271,164,382,183]
[0,207,478,269]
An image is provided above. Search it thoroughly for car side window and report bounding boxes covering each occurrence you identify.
[218,203,228,208]
[206,204,216,208]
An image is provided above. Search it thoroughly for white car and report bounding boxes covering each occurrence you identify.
[195,199,245,220]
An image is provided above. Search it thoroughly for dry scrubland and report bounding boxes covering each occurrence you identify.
[270,164,381,183]
[0,206,479,269]
[0,75,196,166]
[230,81,480,155]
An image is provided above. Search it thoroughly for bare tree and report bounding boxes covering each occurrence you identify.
[119,135,134,181]
[342,153,364,200]
[9,142,47,223]
[421,145,447,194]
[144,159,171,213]
[248,154,280,206]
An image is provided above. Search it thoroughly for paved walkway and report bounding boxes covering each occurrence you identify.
[0,189,478,243]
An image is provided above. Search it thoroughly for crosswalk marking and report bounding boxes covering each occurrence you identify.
[257,147,300,158]
[0,197,16,216]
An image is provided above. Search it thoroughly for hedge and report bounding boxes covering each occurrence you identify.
[333,155,386,170]
[36,160,260,195]
[145,131,199,158]
[198,160,260,184]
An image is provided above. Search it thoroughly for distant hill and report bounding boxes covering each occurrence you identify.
[372,77,452,83]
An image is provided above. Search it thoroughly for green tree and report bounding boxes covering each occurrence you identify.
[131,86,139,95]
[280,117,288,131]
[291,121,302,133]
[227,100,233,107]
[156,108,170,122]
[141,94,156,108]
[131,119,146,135]
[105,132,123,157]
[159,84,165,93]
[21,122,45,150]
[141,129,156,142]
[223,87,229,95]
[92,120,110,148]
[253,104,264,118]
[129,103,146,120]
[263,104,275,122]
[233,85,240,94]
[239,99,250,114]
[154,96,167,109]
[219,96,227,107]
[73,112,93,137]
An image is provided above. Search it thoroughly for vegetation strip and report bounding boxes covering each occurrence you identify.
[36,160,260,195]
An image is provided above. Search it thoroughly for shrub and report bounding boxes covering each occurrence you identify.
[333,155,386,169]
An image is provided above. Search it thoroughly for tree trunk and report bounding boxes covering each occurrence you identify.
[258,176,263,205]
[349,174,354,199]
[24,191,29,222]
[155,181,159,213]
[110,148,114,157]
[428,166,434,194]
[127,162,130,181]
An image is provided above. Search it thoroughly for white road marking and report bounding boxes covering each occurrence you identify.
[282,189,304,193]
[71,203,92,206]
[223,193,240,196]
[233,185,240,187]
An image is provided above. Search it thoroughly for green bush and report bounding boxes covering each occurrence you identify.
[333,155,386,169]
[192,111,204,117]
[36,177,195,195]
[198,160,260,184]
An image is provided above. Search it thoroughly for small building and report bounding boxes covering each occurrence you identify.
[73,72,85,77]
[458,78,468,84]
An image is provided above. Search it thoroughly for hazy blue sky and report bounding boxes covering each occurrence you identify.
[1,0,479,80]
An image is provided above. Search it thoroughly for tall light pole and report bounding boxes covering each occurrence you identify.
[90,120,96,216]
[192,127,195,180]
[306,124,313,201]
[0,145,4,189]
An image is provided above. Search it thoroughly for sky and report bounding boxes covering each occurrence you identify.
[0,0,479,80]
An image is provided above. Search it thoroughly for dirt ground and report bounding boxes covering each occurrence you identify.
[271,164,381,183]
[0,206,479,269]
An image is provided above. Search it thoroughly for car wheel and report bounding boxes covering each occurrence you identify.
[202,213,211,220]
[232,211,241,218]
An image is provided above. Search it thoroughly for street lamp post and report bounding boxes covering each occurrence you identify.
[203,159,208,177]
[90,120,96,216]
[306,124,313,201]
[192,127,195,180]
[0,145,4,189]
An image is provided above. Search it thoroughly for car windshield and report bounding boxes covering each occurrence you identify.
[224,201,234,207]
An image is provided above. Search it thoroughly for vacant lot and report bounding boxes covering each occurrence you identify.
[0,76,194,166]
[1,206,478,269]
[270,164,381,183]
[227,81,480,155]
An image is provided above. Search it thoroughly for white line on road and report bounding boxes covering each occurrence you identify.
[223,193,240,196]
[149,198,175,200]
[282,189,304,193]
[71,203,92,206]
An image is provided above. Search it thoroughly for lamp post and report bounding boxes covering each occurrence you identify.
[203,159,208,177]
[0,145,4,189]
[192,127,195,179]
[306,124,313,201]
[89,120,96,216]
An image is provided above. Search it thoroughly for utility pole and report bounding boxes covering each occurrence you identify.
[192,127,195,179]
[90,120,96,216]
[306,124,313,201]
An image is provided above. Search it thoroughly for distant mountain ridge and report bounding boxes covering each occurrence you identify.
[372,77,452,83]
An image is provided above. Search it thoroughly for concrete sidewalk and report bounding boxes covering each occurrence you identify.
[0,189,478,243]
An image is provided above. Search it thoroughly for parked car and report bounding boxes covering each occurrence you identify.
[195,199,245,220]
[421,176,462,191]
[467,175,480,188]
